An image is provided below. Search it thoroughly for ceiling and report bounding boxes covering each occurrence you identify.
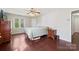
[1,8,79,16]
[1,8,54,16]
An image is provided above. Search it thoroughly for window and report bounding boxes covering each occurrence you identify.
[21,19,24,27]
[15,18,19,28]
[14,18,24,28]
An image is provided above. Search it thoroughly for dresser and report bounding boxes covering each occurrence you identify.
[0,20,11,44]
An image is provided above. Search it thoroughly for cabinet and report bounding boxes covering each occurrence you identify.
[0,20,11,44]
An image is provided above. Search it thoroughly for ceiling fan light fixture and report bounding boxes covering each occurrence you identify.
[26,8,40,17]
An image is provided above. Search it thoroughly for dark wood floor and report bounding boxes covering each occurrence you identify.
[0,33,79,51]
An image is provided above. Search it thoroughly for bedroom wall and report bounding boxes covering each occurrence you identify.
[6,13,31,34]
[37,8,79,42]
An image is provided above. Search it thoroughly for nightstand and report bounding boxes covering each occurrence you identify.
[48,28,57,40]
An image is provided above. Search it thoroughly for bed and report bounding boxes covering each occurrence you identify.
[24,26,48,40]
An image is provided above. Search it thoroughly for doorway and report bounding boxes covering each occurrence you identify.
[71,10,79,44]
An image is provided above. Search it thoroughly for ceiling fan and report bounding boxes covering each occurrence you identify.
[26,8,40,17]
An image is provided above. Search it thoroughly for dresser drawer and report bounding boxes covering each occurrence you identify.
[1,32,11,39]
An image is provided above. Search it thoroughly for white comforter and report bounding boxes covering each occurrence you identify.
[24,26,48,40]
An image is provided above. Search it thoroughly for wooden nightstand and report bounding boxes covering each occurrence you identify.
[48,28,57,40]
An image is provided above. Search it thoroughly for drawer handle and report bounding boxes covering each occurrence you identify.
[0,36,2,38]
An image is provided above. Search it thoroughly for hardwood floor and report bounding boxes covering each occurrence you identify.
[0,33,79,51]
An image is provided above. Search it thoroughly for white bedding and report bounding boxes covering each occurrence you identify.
[24,26,48,40]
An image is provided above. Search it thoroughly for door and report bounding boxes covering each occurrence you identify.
[71,11,79,44]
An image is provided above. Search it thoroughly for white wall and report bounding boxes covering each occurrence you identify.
[71,15,75,35]
[6,13,31,34]
[37,8,79,42]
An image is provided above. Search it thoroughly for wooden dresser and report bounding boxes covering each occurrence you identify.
[0,20,11,44]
